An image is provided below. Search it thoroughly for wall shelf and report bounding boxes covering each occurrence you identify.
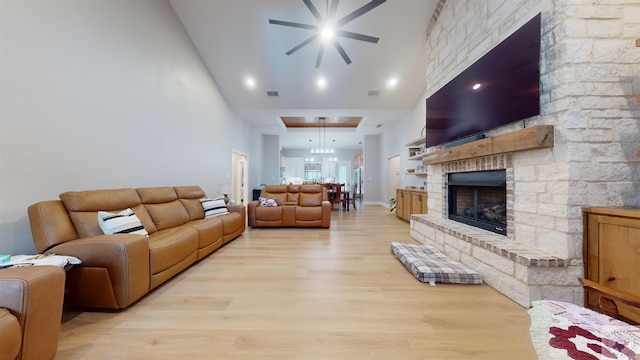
[405,137,426,147]
[422,125,554,165]
[406,171,428,175]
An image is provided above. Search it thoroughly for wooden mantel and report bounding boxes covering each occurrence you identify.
[422,125,554,165]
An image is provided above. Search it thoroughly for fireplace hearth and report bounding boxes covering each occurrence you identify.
[448,170,507,235]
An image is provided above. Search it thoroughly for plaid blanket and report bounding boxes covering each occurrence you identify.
[391,242,482,285]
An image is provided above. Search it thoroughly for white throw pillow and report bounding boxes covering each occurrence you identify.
[259,197,278,207]
[97,208,148,237]
[200,197,229,218]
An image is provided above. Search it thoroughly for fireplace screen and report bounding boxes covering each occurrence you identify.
[448,170,507,235]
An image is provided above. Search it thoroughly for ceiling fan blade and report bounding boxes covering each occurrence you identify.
[336,30,379,43]
[303,0,323,22]
[269,19,318,31]
[315,44,325,68]
[333,40,352,65]
[335,0,386,27]
[329,0,340,18]
[286,34,319,55]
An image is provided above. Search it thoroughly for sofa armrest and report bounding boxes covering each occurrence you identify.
[227,204,245,217]
[47,234,150,309]
[247,201,259,227]
[0,266,65,360]
[227,204,246,233]
[321,200,331,228]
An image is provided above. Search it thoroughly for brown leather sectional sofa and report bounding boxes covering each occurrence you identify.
[27,186,245,310]
[0,266,65,360]
[247,185,330,228]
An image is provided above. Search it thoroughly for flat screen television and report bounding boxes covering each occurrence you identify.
[425,13,541,148]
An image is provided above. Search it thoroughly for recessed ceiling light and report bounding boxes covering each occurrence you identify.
[317,77,327,89]
[387,77,398,88]
[245,77,256,89]
[472,83,481,90]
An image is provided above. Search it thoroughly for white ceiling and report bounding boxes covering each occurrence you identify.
[170,0,437,150]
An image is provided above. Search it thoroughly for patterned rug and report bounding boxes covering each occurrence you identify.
[528,300,640,359]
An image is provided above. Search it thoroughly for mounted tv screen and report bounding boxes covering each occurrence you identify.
[425,13,541,148]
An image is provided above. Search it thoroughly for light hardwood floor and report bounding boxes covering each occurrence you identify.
[56,205,538,359]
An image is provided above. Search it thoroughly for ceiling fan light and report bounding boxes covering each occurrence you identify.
[321,26,334,40]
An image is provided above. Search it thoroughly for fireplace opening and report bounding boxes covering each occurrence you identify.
[448,170,507,235]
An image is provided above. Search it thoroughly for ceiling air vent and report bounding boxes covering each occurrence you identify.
[367,90,380,96]
[266,91,279,97]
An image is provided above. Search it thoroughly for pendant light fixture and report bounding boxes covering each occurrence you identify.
[311,117,335,155]
[305,140,314,162]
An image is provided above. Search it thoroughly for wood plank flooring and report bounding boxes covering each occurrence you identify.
[56,205,538,359]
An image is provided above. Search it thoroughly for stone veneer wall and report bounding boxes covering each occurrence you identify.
[417,0,640,306]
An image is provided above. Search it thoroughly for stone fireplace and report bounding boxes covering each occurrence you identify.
[404,0,640,309]
[409,127,583,308]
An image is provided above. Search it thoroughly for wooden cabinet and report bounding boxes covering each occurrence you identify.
[583,207,640,323]
[411,191,428,215]
[396,189,427,222]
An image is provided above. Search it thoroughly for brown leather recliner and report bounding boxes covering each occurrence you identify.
[248,185,331,228]
[0,266,65,360]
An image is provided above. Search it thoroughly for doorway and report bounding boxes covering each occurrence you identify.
[232,151,248,205]
[388,156,400,207]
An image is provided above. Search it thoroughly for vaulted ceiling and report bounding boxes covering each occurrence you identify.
[170,0,437,150]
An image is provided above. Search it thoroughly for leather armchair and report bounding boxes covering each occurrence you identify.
[0,266,65,360]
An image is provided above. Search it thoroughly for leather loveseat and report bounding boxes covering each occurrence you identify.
[27,186,245,310]
[0,266,65,360]
[247,185,330,228]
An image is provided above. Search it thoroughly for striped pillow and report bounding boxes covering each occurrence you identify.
[97,208,148,237]
[200,197,229,218]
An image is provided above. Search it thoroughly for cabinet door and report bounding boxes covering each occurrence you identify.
[411,192,428,215]
[401,190,411,221]
[395,190,404,219]
[597,215,640,322]
[584,208,640,323]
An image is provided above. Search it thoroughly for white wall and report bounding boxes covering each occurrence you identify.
[377,87,429,206]
[262,135,280,185]
[0,0,253,254]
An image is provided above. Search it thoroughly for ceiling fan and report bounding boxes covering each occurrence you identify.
[268,0,386,68]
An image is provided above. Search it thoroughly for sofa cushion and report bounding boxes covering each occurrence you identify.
[218,212,244,236]
[255,206,283,220]
[97,208,148,237]
[136,187,178,204]
[60,188,142,238]
[263,185,288,205]
[147,227,198,275]
[299,192,322,207]
[145,201,190,231]
[200,197,229,218]
[287,185,300,203]
[296,206,322,220]
[183,217,224,249]
[174,186,207,220]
